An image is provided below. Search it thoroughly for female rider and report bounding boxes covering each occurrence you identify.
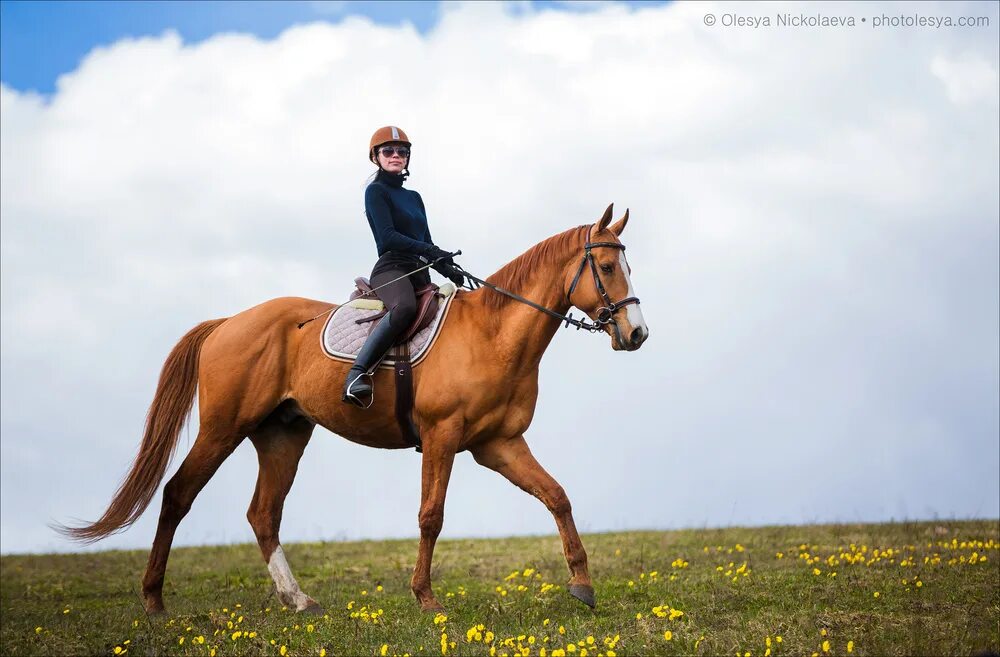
[342,126,465,408]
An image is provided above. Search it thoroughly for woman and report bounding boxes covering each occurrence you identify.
[342,125,466,408]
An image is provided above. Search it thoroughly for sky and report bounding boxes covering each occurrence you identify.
[1,0,998,556]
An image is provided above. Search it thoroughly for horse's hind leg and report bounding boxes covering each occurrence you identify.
[142,425,243,614]
[247,411,320,613]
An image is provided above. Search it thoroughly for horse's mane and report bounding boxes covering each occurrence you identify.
[480,224,590,311]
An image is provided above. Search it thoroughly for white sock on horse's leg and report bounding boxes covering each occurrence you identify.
[267,545,318,611]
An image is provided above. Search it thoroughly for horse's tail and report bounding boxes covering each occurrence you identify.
[55,317,228,543]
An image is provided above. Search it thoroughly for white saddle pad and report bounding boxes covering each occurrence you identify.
[320,282,457,368]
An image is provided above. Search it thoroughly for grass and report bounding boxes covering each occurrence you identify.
[1,520,998,656]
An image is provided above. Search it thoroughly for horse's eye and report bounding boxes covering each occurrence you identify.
[600,264,614,273]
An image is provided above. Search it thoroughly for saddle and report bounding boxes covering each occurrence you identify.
[350,277,441,343]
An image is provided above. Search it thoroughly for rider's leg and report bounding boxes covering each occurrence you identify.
[341,269,418,408]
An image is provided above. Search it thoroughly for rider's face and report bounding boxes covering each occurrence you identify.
[377,143,409,173]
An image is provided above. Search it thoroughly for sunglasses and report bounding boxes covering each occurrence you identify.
[379,146,410,158]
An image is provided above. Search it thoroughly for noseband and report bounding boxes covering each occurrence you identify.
[567,241,641,332]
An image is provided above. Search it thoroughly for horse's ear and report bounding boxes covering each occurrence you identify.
[610,208,629,236]
[596,203,614,233]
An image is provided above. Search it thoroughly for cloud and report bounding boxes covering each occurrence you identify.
[1,1,998,555]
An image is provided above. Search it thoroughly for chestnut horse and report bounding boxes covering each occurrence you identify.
[59,204,648,615]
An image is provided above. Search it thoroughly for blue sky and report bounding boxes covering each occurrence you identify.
[0,0,666,95]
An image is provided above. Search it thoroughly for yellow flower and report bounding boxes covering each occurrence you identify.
[636,613,643,620]
[113,649,123,656]
[823,640,831,652]
[776,636,783,643]
[559,626,566,635]
[280,645,288,657]
[34,627,42,635]
[821,629,827,636]
[664,630,673,641]
[178,637,185,645]
[874,591,880,598]
[377,585,384,592]
[231,631,241,640]
[586,636,594,645]
[847,641,854,653]
[63,608,70,615]
[307,624,315,633]
[210,650,216,657]
[321,650,327,657]
[381,644,389,656]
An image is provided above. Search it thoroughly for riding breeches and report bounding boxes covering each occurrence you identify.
[369,251,431,336]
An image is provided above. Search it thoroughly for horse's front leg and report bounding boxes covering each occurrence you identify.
[471,435,595,608]
[410,420,460,611]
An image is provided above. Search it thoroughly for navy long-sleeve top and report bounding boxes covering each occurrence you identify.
[364,169,434,259]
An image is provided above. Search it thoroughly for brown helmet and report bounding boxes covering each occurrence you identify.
[369,126,411,163]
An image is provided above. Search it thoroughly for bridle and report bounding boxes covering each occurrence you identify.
[565,240,641,338]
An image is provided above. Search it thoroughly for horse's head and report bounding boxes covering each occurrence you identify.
[565,204,649,351]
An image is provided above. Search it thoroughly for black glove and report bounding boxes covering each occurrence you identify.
[435,260,466,288]
[423,245,454,263]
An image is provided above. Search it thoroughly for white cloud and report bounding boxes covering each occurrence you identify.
[1,1,998,556]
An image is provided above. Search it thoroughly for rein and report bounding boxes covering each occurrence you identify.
[454,240,640,334]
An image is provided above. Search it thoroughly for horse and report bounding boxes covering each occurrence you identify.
[58,203,649,615]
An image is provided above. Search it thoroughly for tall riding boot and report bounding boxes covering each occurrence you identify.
[342,310,398,408]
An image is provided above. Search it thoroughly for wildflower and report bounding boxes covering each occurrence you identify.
[249,631,256,638]
[847,641,854,653]
[776,636,783,643]
[63,608,70,615]
[377,585,384,592]
[113,649,124,656]
[321,650,327,657]
[210,650,216,657]
[382,645,389,656]
[34,627,42,635]
[231,631,241,640]
[874,591,880,598]
[179,637,185,645]
[280,646,288,656]
[559,626,566,635]
[543,619,550,627]
[821,629,827,636]
[195,636,205,644]
[823,640,831,653]
[434,613,448,626]
[307,624,315,633]
[664,630,673,641]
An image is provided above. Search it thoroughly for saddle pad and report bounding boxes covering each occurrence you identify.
[320,282,457,367]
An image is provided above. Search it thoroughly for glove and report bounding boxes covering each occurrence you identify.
[423,244,454,263]
[435,260,466,288]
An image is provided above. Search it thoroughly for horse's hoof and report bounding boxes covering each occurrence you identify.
[420,600,446,612]
[568,584,596,609]
[300,602,324,615]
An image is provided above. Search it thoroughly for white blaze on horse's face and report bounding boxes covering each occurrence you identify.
[619,250,648,344]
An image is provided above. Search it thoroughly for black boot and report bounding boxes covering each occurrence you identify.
[342,311,398,408]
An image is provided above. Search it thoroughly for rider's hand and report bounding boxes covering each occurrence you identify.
[436,260,466,288]
[424,244,454,263]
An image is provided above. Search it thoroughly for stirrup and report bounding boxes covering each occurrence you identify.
[342,371,375,409]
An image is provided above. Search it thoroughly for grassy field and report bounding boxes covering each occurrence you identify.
[1,520,998,657]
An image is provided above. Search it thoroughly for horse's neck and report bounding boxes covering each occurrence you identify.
[479,252,576,375]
